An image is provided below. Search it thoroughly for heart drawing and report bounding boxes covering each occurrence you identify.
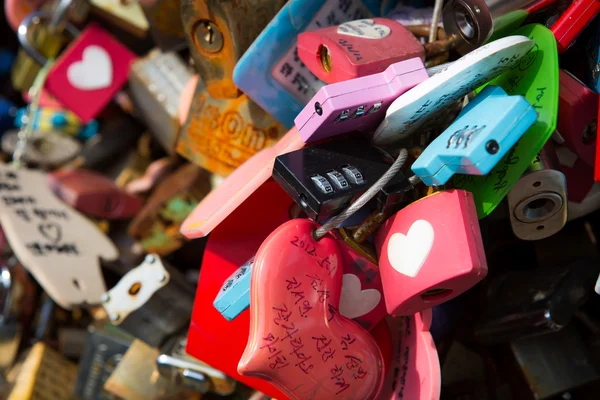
[67,45,113,91]
[339,274,381,320]
[337,19,391,40]
[387,219,434,278]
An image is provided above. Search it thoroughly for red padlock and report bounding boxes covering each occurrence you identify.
[45,23,137,122]
[557,69,598,168]
[551,0,600,54]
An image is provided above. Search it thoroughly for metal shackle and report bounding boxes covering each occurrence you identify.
[17,10,80,66]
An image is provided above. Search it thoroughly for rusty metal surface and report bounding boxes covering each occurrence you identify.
[180,0,286,99]
[176,78,287,177]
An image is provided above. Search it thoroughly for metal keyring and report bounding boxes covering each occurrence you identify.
[17,10,80,66]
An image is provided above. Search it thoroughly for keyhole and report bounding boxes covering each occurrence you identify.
[194,20,224,52]
[201,22,214,44]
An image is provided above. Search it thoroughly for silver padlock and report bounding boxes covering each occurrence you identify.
[156,335,237,395]
[507,141,568,240]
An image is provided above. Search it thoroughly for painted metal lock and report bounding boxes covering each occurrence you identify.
[181,0,287,100]
[507,142,567,240]
[177,77,287,177]
[213,257,254,322]
[297,18,425,84]
[128,49,193,155]
[73,325,134,400]
[6,343,78,400]
[128,163,212,255]
[554,142,594,203]
[14,106,98,141]
[272,137,412,222]
[43,23,137,122]
[372,35,536,146]
[157,335,237,395]
[238,218,384,400]
[139,0,187,52]
[47,168,144,220]
[474,259,597,345]
[412,85,537,186]
[294,57,428,144]
[1,129,81,168]
[180,127,304,239]
[89,0,149,37]
[551,0,600,54]
[233,0,386,127]
[374,189,488,317]
[452,24,559,218]
[557,69,598,168]
[442,0,555,55]
[101,254,196,347]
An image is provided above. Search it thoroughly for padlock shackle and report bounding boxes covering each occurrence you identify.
[49,0,74,32]
[17,10,80,66]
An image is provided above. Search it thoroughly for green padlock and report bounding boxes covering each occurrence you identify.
[453,24,559,219]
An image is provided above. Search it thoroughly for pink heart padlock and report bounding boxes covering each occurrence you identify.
[375,189,488,316]
[238,219,384,400]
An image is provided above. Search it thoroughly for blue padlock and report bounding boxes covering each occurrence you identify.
[213,257,254,321]
[0,97,17,135]
[232,0,390,128]
[411,85,538,186]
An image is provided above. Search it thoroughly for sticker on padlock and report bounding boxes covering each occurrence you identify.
[214,236,386,331]
[139,0,187,52]
[372,35,536,146]
[474,259,597,345]
[46,168,144,220]
[157,335,237,395]
[297,18,425,84]
[180,0,287,100]
[377,313,441,400]
[233,0,386,127]
[550,0,600,54]
[273,137,412,222]
[89,0,149,37]
[187,180,292,398]
[101,254,196,347]
[128,164,211,255]
[238,218,384,400]
[180,128,304,239]
[128,49,193,155]
[557,69,598,168]
[0,168,119,309]
[412,85,537,186]
[374,189,488,317]
[295,58,428,144]
[14,107,98,141]
[73,325,134,400]
[507,142,567,240]
[43,23,137,122]
[453,24,559,218]
[442,0,553,55]
[176,76,288,177]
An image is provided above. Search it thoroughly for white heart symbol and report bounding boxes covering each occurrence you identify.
[387,220,434,278]
[337,19,391,40]
[339,274,381,319]
[67,46,113,91]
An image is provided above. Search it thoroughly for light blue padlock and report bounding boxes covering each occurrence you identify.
[213,257,254,321]
[233,0,389,128]
[585,18,600,94]
[411,85,538,186]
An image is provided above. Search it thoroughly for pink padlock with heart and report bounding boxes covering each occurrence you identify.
[44,23,137,122]
[238,219,384,400]
[374,189,488,316]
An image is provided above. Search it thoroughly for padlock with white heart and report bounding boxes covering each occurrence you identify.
[43,23,137,122]
[374,189,488,316]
